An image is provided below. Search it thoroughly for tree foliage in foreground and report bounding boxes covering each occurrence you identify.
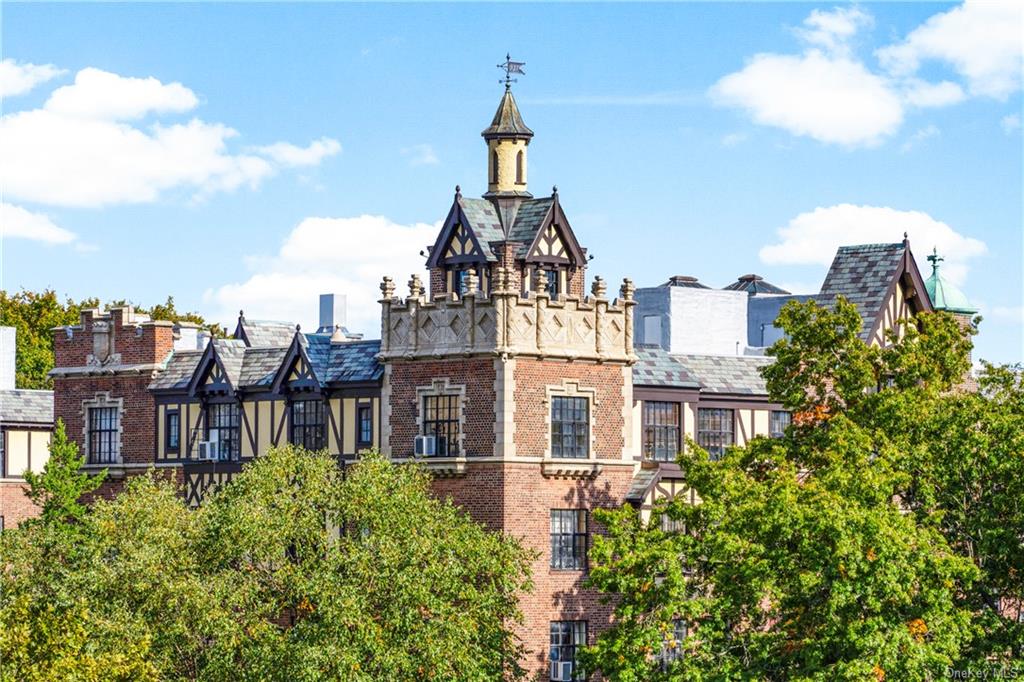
[0,289,224,389]
[582,298,1023,680]
[1,446,533,681]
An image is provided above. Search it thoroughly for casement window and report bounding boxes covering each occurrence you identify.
[643,401,680,462]
[544,268,561,299]
[659,512,685,534]
[770,410,791,438]
[551,396,589,459]
[550,509,587,570]
[697,408,734,460]
[207,402,241,461]
[88,406,120,464]
[357,404,373,447]
[550,620,586,681]
[423,394,460,456]
[658,619,688,669]
[290,400,325,451]
[165,410,180,453]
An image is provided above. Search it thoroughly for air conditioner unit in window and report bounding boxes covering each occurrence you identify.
[414,435,436,457]
[551,661,575,681]
[197,441,219,461]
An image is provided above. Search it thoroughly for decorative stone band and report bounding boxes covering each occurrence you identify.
[379,270,637,364]
[49,363,167,378]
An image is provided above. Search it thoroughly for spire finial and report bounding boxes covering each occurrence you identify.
[927,246,943,272]
[238,309,244,319]
[903,231,909,241]
[498,54,525,90]
[552,185,558,196]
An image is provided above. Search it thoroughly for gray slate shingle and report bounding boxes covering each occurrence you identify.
[633,346,771,395]
[819,243,905,340]
[458,198,504,257]
[508,198,553,254]
[237,320,295,348]
[0,389,54,425]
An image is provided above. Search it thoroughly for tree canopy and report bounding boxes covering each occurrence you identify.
[582,298,1023,680]
[0,289,224,389]
[1,446,533,681]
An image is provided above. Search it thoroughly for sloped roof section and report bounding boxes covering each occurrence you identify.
[671,354,772,395]
[235,318,295,348]
[481,89,534,139]
[661,275,710,289]
[149,350,203,390]
[213,339,247,386]
[0,389,53,425]
[819,243,906,340]
[724,274,791,295]
[632,347,701,388]
[508,197,554,250]
[239,347,288,387]
[459,198,505,252]
[325,340,383,383]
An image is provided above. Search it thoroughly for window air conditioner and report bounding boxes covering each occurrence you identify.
[198,441,218,461]
[414,435,436,457]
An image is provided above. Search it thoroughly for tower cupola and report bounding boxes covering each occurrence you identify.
[483,56,533,199]
[924,247,977,315]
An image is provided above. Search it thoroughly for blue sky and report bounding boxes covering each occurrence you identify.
[1,2,1021,363]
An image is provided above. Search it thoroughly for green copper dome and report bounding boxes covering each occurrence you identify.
[924,248,977,314]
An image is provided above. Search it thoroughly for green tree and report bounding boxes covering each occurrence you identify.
[1,446,533,681]
[0,289,224,389]
[582,299,1022,680]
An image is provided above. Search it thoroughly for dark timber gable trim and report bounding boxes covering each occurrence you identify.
[523,195,586,266]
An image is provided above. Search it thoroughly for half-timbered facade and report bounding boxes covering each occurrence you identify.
[38,81,959,680]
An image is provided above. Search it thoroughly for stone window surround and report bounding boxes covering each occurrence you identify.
[415,378,467,457]
[543,380,598,461]
[80,392,124,465]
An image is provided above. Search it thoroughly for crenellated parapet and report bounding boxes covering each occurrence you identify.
[379,268,636,364]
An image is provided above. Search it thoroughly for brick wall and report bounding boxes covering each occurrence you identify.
[431,461,634,679]
[386,358,497,457]
[54,375,157,466]
[513,359,626,460]
[0,481,39,528]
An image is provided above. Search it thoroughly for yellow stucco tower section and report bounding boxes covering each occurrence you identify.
[482,87,534,198]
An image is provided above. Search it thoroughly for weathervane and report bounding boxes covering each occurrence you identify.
[498,53,525,89]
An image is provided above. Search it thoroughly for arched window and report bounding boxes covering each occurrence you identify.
[516,150,524,184]
[491,150,499,185]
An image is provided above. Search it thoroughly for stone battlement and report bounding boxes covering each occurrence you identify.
[379,268,636,364]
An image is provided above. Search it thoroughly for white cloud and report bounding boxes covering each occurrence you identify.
[0,202,77,245]
[254,137,341,167]
[401,144,440,167]
[990,306,1024,325]
[0,59,65,98]
[44,67,198,120]
[759,204,987,286]
[877,0,1023,99]
[901,79,966,108]
[796,6,873,57]
[900,124,940,153]
[204,215,440,334]
[711,50,903,147]
[1002,113,1021,134]
[0,67,338,208]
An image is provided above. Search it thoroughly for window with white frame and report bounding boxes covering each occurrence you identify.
[550,620,586,681]
[697,408,734,460]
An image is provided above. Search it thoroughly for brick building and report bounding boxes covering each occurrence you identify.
[35,82,958,679]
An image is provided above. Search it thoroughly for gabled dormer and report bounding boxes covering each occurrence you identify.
[512,190,587,299]
[187,339,245,398]
[270,331,323,396]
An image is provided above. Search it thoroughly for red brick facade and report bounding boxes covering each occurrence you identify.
[0,481,40,529]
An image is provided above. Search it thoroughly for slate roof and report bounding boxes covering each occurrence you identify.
[149,336,382,392]
[819,243,905,340]
[625,468,660,504]
[458,198,505,256]
[632,347,701,389]
[0,389,54,425]
[724,274,791,296]
[481,89,534,139]
[236,319,295,348]
[239,348,287,387]
[149,350,203,390]
[508,198,554,254]
[670,354,772,395]
[213,339,247,386]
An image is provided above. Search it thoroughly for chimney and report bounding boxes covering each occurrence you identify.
[318,294,347,334]
[0,326,15,390]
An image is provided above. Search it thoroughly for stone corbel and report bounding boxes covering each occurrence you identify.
[541,459,602,479]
